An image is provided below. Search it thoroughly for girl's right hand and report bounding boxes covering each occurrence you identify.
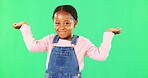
[13,21,28,29]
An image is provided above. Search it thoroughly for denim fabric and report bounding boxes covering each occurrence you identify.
[44,72,82,78]
[45,35,82,78]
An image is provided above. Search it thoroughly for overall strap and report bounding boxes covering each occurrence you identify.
[52,35,60,43]
[71,35,79,45]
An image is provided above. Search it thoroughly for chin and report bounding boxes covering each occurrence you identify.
[58,34,67,39]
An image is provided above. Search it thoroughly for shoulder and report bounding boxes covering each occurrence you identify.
[46,33,56,39]
[76,35,95,50]
[42,33,55,41]
[77,35,92,44]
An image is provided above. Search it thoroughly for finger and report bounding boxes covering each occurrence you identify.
[13,25,18,29]
[13,25,16,28]
[116,27,120,29]
[118,29,121,33]
[117,28,121,31]
[13,23,17,26]
[13,25,17,28]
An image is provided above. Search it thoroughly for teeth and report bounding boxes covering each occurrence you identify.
[59,31,66,34]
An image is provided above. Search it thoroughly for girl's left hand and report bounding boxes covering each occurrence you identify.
[106,27,121,34]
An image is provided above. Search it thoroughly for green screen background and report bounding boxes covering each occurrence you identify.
[0,0,148,78]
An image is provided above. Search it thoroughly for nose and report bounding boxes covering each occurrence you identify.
[59,24,65,29]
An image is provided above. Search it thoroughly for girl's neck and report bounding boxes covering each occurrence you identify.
[60,34,73,41]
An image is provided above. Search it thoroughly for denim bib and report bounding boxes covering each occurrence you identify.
[45,35,82,78]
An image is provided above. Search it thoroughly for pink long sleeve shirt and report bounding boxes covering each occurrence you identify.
[20,24,114,71]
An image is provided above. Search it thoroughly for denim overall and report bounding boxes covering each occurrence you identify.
[45,35,82,78]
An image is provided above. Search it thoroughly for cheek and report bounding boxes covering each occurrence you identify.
[67,29,73,34]
[70,25,74,29]
[54,28,60,34]
[54,28,57,32]
[69,23,75,29]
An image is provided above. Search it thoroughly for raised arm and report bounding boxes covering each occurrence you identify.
[84,27,121,61]
[84,32,114,61]
[13,22,49,52]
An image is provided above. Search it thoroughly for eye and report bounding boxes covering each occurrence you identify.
[64,21,70,25]
[55,22,60,24]
[65,22,69,24]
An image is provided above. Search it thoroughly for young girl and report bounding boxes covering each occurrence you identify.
[13,5,121,78]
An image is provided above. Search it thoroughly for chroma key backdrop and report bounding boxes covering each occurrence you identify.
[0,0,148,78]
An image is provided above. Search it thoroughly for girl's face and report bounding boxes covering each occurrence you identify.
[53,11,78,40]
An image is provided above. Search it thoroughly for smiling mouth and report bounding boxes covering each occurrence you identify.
[58,31,66,34]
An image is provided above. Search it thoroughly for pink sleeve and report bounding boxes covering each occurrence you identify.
[84,32,114,61]
[20,24,51,52]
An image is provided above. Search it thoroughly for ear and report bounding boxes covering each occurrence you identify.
[74,20,78,28]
